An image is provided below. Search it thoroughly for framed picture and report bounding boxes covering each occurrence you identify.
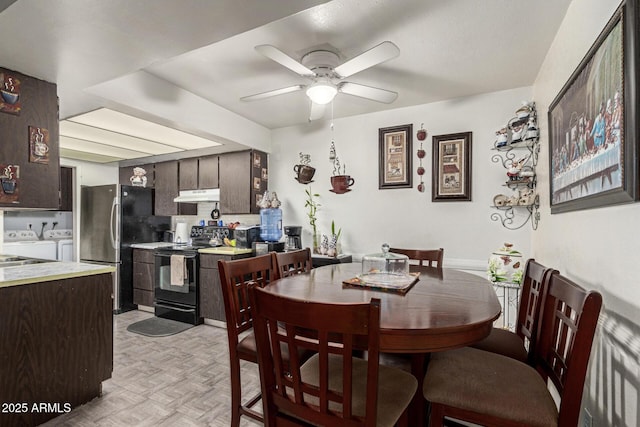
[432,132,472,201]
[378,124,412,189]
[29,126,50,164]
[548,1,638,213]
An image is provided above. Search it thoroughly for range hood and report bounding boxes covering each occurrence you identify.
[173,188,220,203]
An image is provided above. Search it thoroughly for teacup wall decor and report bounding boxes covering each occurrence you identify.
[29,126,50,164]
[0,164,19,204]
[0,72,21,115]
[294,152,316,184]
[330,175,355,194]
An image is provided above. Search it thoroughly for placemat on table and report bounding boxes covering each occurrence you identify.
[342,272,420,295]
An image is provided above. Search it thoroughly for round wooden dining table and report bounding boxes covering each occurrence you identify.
[263,263,501,425]
[264,263,502,353]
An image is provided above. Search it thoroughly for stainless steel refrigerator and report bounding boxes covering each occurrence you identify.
[80,184,171,313]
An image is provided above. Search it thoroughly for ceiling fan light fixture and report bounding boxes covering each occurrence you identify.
[306,79,337,105]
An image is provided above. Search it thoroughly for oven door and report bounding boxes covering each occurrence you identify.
[153,250,199,323]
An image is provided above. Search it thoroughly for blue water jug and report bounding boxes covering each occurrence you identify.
[260,208,282,242]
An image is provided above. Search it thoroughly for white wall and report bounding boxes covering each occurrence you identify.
[270,86,534,269]
[533,0,639,425]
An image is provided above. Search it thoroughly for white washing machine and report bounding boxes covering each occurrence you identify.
[43,229,74,261]
[3,230,57,260]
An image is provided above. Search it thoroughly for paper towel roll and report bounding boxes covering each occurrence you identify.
[174,222,189,244]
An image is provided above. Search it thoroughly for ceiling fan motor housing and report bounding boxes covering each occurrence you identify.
[301,50,341,78]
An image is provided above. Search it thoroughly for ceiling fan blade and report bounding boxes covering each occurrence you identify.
[308,102,326,121]
[241,85,304,102]
[334,41,400,78]
[338,82,398,104]
[255,45,315,77]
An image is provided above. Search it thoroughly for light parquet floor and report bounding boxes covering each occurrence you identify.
[41,310,262,426]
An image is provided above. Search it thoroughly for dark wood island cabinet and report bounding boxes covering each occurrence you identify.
[199,252,252,322]
[0,270,114,427]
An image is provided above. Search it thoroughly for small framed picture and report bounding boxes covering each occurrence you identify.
[432,132,472,201]
[378,124,413,189]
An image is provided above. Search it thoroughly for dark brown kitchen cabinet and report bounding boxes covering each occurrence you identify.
[179,158,198,190]
[118,164,155,187]
[133,249,155,307]
[59,166,73,211]
[198,155,219,188]
[199,252,252,321]
[0,67,59,209]
[154,161,179,215]
[154,160,197,215]
[219,150,267,214]
[1,272,113,426]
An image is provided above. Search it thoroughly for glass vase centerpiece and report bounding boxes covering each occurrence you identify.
[487,242,523,284]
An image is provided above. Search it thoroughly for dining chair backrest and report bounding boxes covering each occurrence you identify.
[217,253,277,337]
[273,248,312,279]
[389,247,444,267]
[516,259,556,363]
[249,284,383,426]
[533,271,602,426]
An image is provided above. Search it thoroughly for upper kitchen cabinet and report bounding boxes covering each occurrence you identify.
[198,155,219,189]
[154,160,196,216]
[119,164,155,188]
[0,67,60,209]
[154,161,179,216]
[219,150,267,214]
[179,158,198,190]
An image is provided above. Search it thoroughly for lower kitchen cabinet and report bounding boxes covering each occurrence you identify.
[199,252,252,322]
[133,249,155,307]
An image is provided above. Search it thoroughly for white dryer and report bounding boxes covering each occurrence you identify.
[43,229,74,261]
[3,230,57,260]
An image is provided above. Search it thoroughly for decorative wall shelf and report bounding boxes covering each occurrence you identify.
[490,102,540,230]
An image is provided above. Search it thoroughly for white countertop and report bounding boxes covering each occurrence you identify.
[0,261,116,288]
[130,242,175,249]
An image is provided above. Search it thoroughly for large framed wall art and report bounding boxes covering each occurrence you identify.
[548,0,639,213]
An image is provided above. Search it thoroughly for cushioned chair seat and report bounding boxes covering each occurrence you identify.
[238,331,313,366]
[471,327,528,363]
[424,347,558,427]
[300,353,418,427]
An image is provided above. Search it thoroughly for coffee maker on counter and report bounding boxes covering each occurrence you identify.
[284,226,302,251]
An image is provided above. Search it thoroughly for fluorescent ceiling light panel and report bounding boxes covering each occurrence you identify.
[60,148,124,164]
[67,108,221,151]
[60,135,152,159]
[59,121,178,155]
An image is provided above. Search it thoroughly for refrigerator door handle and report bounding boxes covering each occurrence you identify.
[110,196,120,249]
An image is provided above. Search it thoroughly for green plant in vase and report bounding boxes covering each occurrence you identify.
[304,187,321,253]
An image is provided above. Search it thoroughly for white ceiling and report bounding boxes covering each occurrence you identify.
[0,0,572,162]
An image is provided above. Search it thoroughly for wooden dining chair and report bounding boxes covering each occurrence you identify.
[248,285,418,427]
[471,259,556,364]
[423,271,603,427]
[217,253,279,427]
[389,247,444,267]
[273,247,312,278]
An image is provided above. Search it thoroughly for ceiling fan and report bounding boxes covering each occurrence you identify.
[241,41,400,121]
